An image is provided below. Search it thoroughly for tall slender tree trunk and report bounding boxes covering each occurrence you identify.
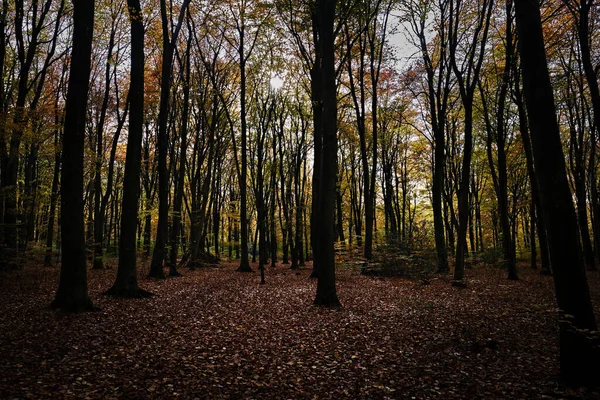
[530,196,537,269]
[237,35,252,272]
[453,102,473,282]
[313,0,340,307]
[513,70,551,274]
[149,46,172,278]
[412,6,450,273]
[51,0,96,313]
[309,11,323,279]
[498,3,517,279]
[449,0,493,283]
[270,137,278,268]
[45,126,61,266]
[432,136,448,272]
[149,0,190,278]
[93,26,116,270]
[580,0,600,266]
[0,0,9,246]
[106,0,151,298]
[168,19,192,277]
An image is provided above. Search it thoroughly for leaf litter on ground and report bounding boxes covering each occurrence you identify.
[1,258,600,399]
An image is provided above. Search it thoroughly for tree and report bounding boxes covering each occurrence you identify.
[479,0,518,280]
[402,0,453,273]
[562,0,600,267]
[448,0,493,284]
[313,0,340,307]
[511,51,551,274]
[51,0,96,313]
[149,0,191,278]
[44,63,68,267]
[105,0,152,298]
[92,0,125,270]
[219,0,272,273]
[276,0,324,276]
[561,49,596,271]
[168,11,193,276]
[3,0,56,253]
[342,0,392,260]
[0,0,9,248]
[514,0,599,385]
[248,81,276,277]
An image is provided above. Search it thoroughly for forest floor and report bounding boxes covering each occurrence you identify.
[1,256,600,399]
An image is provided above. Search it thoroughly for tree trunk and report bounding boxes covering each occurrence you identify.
[449,0,492,283]
[453,102,474,282]
[168,20,192,277]
[0,0,9,246]
[105,0,151,298]
[497,6,518,280]
[51,0,96,313]
[92,25,116,270]
[237,35,252,272]
[530,196,537,269]
[44,126,61,266]
[515,0,599,385]
[313,0,340,307]
[4,0,53,252]
[150,0,190,278]
[576,0,600,264]
[309,9,323,279]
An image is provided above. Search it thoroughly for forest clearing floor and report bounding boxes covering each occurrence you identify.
[1,257,600,399]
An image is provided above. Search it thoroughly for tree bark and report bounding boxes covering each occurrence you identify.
[92,21,117,270]
[4,0,54,251]
[309,9,323,279]
[512,70,551,274]
[574,0,600,268]
[51,0,96,312]
[44,122,61,266]
[514,0,599,385]
[168,18,192,277]
[409,1,451,273]
[149,0,191,278]
[449,0,493,283]
[313,0,340,307]
[106,0,152,298]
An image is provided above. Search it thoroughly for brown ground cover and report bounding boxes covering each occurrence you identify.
[1,259,599,399]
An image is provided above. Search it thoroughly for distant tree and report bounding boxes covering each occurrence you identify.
[478,0,518,280]
[3,0,56,253]
[149,0,191,278]
[51,0,96,312]
[511,51,551,274]
[448,0,493,284]
[402,0,452,273]
[218,0,272,273]
[562,0,600,266]
[344,0,393,259]
[44,64,68,267]
[92,0,126,271]
[190,28,233,267]
[560,50,596,271]
[167,12,193,277]
[0,0,9,248]
[248,83,275,278]
[514,0,599,385]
